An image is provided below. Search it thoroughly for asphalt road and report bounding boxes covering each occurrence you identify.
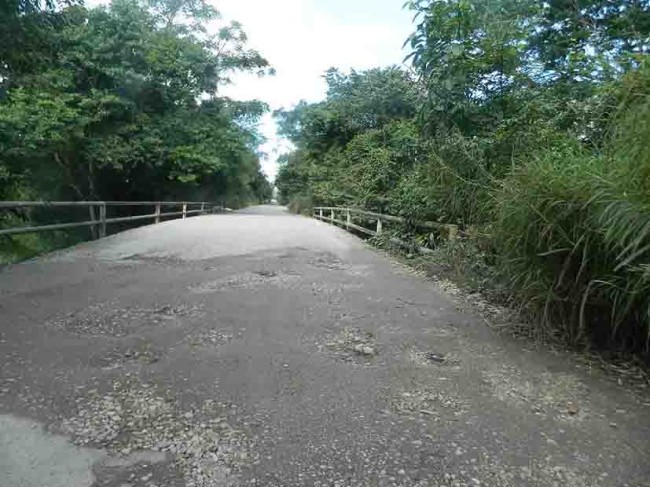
[0,205,648,487]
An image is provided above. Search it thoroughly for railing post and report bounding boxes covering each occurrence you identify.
[99,203,106,239]
[200,202,205,215]
[330,209,335,222]
[346,209,351,230]
[319,208,323,219]
[88,205,97,240]
[155,203,161,223]
[182,203,187,219]
[376,218,382,235]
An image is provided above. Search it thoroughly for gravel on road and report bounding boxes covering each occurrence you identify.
[0,205,648,487]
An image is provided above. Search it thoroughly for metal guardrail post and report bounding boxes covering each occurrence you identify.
[319,208,323,218]
[330,209,335,222]
[155,203,161,223]
[376,219,382,235]
[200,202,205,215]
[182,203,187,219]
[99,203,107,239]
[346,210,351,230]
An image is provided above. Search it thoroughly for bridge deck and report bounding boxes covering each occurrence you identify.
[1,205,648,486]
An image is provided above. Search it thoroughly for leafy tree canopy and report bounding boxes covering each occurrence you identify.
[0,0,273,206]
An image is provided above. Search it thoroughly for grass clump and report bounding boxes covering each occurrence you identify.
[490,72,650,353]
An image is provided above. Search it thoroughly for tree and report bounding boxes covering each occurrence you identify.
[531,0,650,75]
[275,67,422,208]
[0,0,273,206]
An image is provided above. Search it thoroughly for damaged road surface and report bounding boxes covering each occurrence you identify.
[1,205,648,486]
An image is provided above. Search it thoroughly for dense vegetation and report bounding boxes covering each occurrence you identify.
[0,0,272,258]
[276,0,650,354]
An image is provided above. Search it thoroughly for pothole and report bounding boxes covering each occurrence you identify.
[307,252,349,271]
[482,365,590,420]
[408,349,461,368]
[190,271,301,294]
[423,323,460,338]
[124,254,187,267]
[185,329,236,348]
[96,342,161,370]
[58,381,251,486]
[321,327,378,363]
[388,384,467,421]
[254,269,278,278]
[46,302,204,337]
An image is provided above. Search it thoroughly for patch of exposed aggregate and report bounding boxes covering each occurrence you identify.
[59,380,251,486]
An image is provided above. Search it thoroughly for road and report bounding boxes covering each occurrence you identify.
[0,205,648,487]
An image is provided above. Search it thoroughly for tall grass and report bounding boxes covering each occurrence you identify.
[490,68,650,352]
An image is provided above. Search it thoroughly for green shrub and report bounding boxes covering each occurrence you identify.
[390,130,491,225]
[488,66,650,352]
[422,239,499,292]
[491,137,650,351]
[287,195,314,215]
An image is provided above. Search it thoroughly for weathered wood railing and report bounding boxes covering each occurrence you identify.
[0,201,222,238]
[313,206,459,253]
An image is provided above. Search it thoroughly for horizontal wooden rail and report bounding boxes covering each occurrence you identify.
[0,201,221,238]
[313,214,377,237]
[314,207,456,233]
[315,207,405,224]
[313,206,459,254]
[315,206,452,229]
[0,201,208,208]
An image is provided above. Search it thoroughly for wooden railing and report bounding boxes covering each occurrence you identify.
[0,201,222,238]
[313,206,459,253]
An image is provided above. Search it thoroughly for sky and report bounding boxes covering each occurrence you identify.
[215,0,416,181]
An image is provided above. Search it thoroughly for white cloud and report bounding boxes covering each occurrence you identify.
[216,0,414,181]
